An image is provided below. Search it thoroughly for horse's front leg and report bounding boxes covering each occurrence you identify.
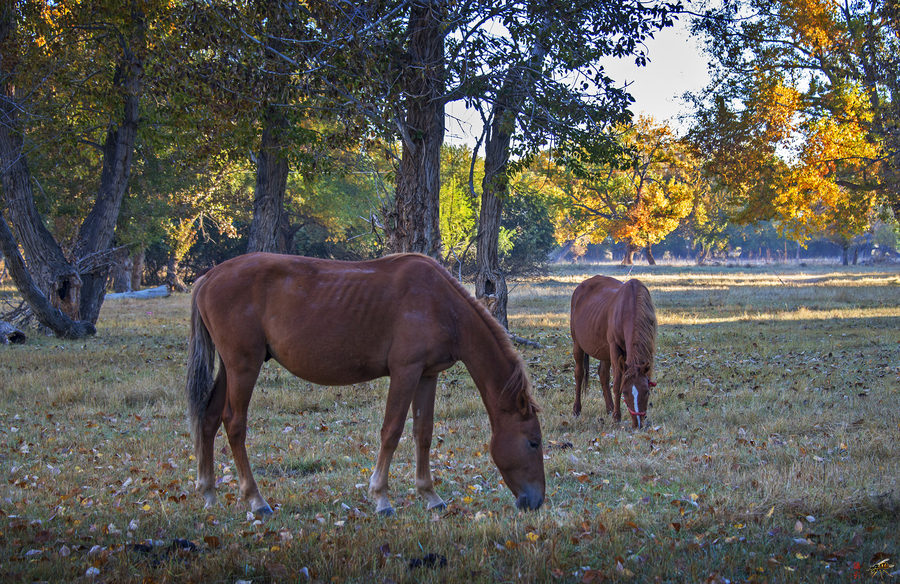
[609,348,625,422]
[369,368,420,516]
[196,367,228,508]
[411,375,445,510]
[598,360,614,415]
[221,364,271,515]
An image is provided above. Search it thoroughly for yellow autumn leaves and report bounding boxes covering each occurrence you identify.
[523,116,701,253]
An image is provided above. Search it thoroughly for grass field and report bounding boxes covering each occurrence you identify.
[0,261,898,583]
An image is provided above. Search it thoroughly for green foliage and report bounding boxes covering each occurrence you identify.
[440,175,478,259]
[501,182,558,274]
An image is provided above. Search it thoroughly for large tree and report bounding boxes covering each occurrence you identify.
[549,117,701,265]
[244,0,680,269]
[689,0,900,241]
[468,0,680,325]
[161,0,338,258]
[0,1,152,334]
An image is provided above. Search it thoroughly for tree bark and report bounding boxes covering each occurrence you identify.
[110,247,134,293]
[388,1,444,258]
[0,7,83,322]
[0,215,95,338]
[643,245,656,265]
[475,185,509,329]
[166,254,188,292]
[131,246,145,290]
[475,89,516,329]
[474,19,549,327]
[73,5,144,324]
[247,107,290,254]
[622,242,638,265]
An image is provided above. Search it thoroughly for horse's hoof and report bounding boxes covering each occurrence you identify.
[377,507,395,517]
[253,504,274,516]
[427,501,447,512]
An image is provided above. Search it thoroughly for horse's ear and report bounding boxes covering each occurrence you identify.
[516,390,541,416]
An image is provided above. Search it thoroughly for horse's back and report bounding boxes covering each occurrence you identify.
[193,253,462,385]
[570,275,625,359]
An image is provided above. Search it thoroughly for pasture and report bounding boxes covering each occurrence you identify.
[0,261,898,583]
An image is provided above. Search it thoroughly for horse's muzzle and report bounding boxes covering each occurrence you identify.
[515,489,544,511]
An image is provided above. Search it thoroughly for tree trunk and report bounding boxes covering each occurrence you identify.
[643,245,656,265]
[841,243,850,266]
[73,5,144,324]
[0,4,141,332]
[110,247,134,293]
[277,211,299,256]
[0,215,95,338]
[475,187,509,329]
[474,21,549,327]
[166,254,188,293]
[0,125,82,320]
[131,246,145,290]
[696,247,708,266]
[247,107,289,254]
[475,89,516,329]
[622,242,638,265]
[388,1,444,258]
[0,8,83,323]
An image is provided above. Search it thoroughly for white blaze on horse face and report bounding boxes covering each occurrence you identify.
[632,385,642,429]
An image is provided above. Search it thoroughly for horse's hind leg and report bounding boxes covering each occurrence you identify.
[573,344,588,416]
[221,358,271,514]
[197,364,228,508]
[411,375,445,510]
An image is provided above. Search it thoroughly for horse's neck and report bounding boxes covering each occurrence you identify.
[620,284,652,367]
[456,309,519,421]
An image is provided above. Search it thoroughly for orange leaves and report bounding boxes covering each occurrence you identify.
[777,0,841,54]
[548,116,702,250]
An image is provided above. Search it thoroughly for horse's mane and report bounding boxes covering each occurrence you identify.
[627,279,658,378]
[409,254,540,414]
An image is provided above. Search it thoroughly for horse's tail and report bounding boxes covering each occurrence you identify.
[185,283,217,453]
[581,351,590,394]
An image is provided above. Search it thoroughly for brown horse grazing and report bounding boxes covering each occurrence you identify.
[186,252,545,516]
[570,275,657,429]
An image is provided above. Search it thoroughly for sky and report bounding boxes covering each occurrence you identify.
[445,19,711,146]
[601,20,711,130]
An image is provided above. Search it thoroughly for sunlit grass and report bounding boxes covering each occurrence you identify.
[0,261,898,582]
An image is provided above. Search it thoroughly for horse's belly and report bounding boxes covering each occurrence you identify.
[272,347,390,387]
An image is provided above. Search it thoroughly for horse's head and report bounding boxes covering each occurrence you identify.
[623,363,654,429]
[490,389,545,511]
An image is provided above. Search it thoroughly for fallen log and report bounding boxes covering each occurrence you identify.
[105,285,170,300]
[1,320,26,344]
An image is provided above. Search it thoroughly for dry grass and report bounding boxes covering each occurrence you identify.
[0,261,898,582]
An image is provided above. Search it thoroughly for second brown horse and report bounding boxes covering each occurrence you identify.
[570,275,657,428]
[186,253,545,516]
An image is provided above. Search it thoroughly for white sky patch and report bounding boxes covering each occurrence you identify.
[445,18,711,147]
